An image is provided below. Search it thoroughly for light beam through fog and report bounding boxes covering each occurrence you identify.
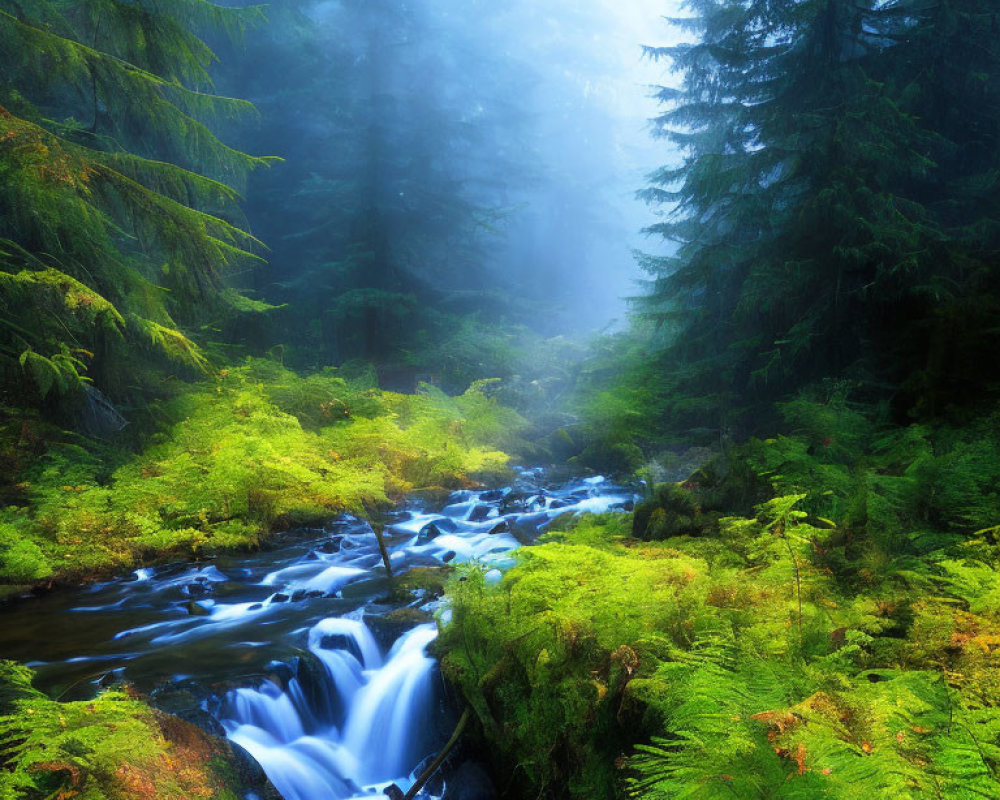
[4,3,999,799]
[433,0,683,331]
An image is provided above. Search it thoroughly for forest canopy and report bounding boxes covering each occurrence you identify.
[620,0,1000,442]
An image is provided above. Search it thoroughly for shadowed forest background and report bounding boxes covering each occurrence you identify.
[1,1,999,799]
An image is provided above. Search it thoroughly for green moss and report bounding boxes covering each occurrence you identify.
[439,503,1000,800]
[439,515,713,800]
[0,359,523,587]
[0,518,51,584]
[631,483,714,540]
[397,565,454,595]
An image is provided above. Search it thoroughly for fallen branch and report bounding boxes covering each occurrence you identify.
[372,521,394,580]
[402,708,471,800]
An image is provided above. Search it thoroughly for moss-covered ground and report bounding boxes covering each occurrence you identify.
[0,359,523,594]
[0,357,527,799]
[1,363,997,800]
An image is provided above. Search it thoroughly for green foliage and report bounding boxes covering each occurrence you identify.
[740,397,1000,564]
[441,495,1000,800]
[0,516,51,584]
[0,360,522,586]
[129,317,210,373]
[631,658,1000,800]
[18,348,91,398]
[571,328,669,454]
[0,661,243,799]
[628,0,1000,439]
[632,483,712,540]
[440,514,711,800]
[0,0,273,416]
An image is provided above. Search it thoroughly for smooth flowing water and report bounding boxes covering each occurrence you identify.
[0,470,637,799]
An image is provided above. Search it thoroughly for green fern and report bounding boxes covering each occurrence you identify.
[18,348,91,397]
[128,315,209,372]
[628,635,795,800]
[0,660,243,799]
[629,648,999,799]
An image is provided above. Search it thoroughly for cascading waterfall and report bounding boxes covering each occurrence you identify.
[222,620,438,800]
[341,625,438,783]
[0,470,638,800]
[212,474,636,798]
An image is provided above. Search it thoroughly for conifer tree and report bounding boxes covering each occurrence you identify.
[874,0,1000,416]
[0,0,273,419]
[221,0,533,381]
[638,0,999,436]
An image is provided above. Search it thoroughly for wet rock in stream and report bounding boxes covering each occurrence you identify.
[364,607,435,650]
[150,680,225,738]
[442,761,497,800]
[185,600,212,616]
[148,681,282,800]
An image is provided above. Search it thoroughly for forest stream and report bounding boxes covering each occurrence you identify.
[3,1,1000,798]
[0,471,637,800]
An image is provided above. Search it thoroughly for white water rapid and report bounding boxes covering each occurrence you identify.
[223,621,439,800]
[214,471,636,799]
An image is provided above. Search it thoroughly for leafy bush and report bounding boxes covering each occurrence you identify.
[0,360,523,587]
[738,399,1000,564]
[439,496,1000,800]
[0,517,50,583]
[439,514,710,800]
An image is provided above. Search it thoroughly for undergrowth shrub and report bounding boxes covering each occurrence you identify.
[439,514,710,800]
[0,661,247,800]
[744,398,1000,544]
[439,494,1000,800]
[0,360,524,587]
[0,516,51,584]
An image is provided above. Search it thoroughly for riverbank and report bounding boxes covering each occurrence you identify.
[438,434,1000,800]
[0,360,524,599]
[0,470,635,800]
[0,659,282,800]
[2,387,997,800]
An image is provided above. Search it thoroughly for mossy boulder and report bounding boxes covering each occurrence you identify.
[397,565,453,597]
[570,439,644,476]
[537,425,582,463]
[364,606,435,649]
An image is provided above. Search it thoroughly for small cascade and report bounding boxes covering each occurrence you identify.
[341,624,438,784]
[221,618,439,799]
[308,618,382,671]
[227,681,306,742]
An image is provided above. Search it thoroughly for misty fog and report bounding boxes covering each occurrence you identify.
[223,0,678,353]
[4,2,1000,799]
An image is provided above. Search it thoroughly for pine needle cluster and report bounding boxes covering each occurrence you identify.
[634,0,1000,436]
